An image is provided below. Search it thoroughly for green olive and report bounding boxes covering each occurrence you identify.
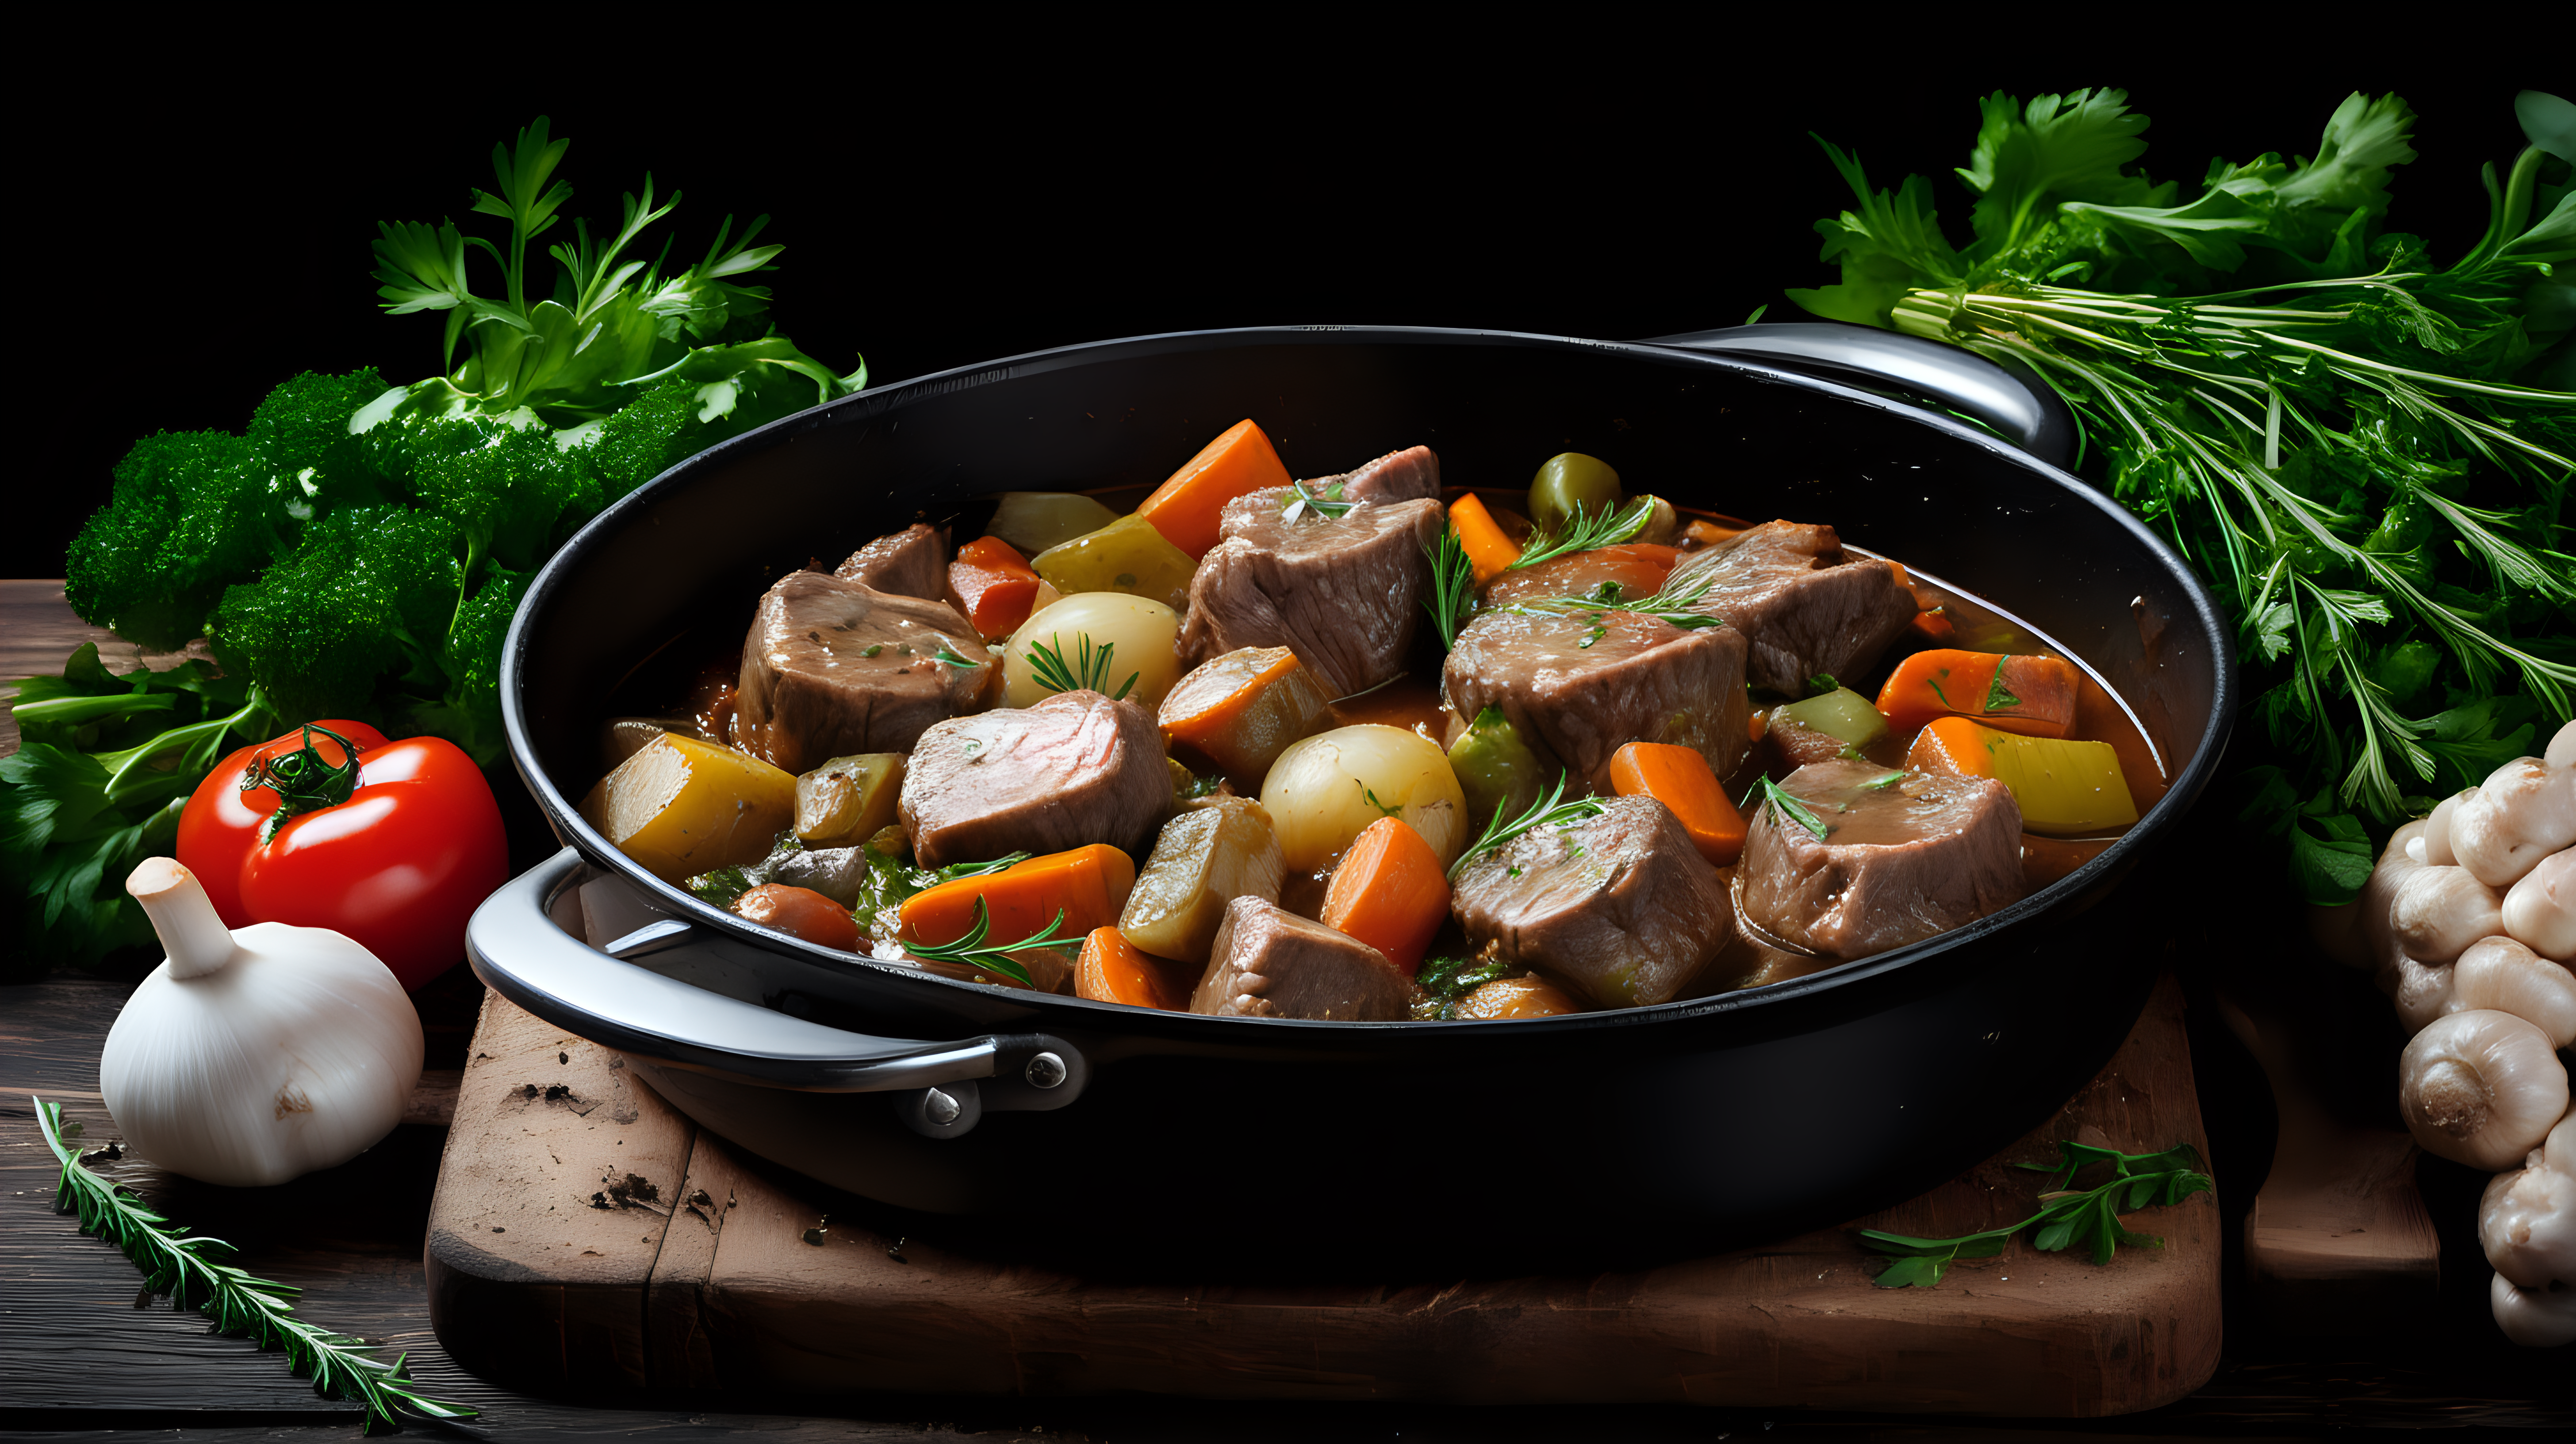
[1527,453,1622,535]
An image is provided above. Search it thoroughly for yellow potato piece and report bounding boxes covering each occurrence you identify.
[580,734,796,883]
[1986,734,2141,836]
[1031,514,1197,610]
[795,753,907,848]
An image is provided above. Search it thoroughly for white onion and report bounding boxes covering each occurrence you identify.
[1000,592,1183,711]
[1261,725,1468,872]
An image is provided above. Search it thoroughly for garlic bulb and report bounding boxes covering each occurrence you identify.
[2482,1107,2576,1348]
[2503,849,2572,961]
[2450,756,2576,891]
[2448,937,2576,1049]
[100,857,423,1187]
[2395,1009,2569,1171]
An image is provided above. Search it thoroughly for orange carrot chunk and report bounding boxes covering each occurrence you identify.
[899,844,1138,949]
[1680,518,1744,550]
[1874,649,2079,739]
[732,884,861,951]
[1909,607,1956,645]
[1606,741,1747,867]
[946,535,1043,639]
[1074,926,1183,1010]
[1137,419,1292,560]
[1448,493,1522,583]
[1319,816,1451,973]
[1157,645,1334,787]
[1904,716,2001,778]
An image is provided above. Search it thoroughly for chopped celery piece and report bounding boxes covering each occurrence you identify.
[1772,687,1889,748]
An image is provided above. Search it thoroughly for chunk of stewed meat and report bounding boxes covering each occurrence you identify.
[1443,608,1751,791]
[734,571,997,775]
[1318,445,1442,507]
[900,689,1169,867]
[1181,490,1444,698]
[1738,757,2026,960]
[832,523,949,601]
[1449,795,1733,1009]
[1479,543,1678,610]
[1189,895,1414,1020]
[1661,520,1916,695]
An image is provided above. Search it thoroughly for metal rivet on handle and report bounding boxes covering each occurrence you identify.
[923,1087,962,1125]
[1025,1052,1067,1089]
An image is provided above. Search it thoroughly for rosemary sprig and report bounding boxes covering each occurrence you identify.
[1503,572,1726,632]
[1859,1139,2212,1287]
[1421,526,1477,649]
[1448,772,1607,881]
[1743,773,1831,840]
[1510,497,1654,570]
[1021,631,1138,701]
[900,896,1079,987]
[32,1098,479,1434]
[1279,476,1353,522]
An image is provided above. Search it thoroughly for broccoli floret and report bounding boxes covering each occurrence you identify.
[246,369,397,508]
[65,431,294,650]
[209,507,462,722]
[409,416,604,572]
[435,570,530,763]
[586,379,705,502]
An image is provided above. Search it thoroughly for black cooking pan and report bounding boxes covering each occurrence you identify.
[468,324,2229,1275]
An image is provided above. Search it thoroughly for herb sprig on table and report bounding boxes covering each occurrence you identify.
[1860,1139,2213,1287]
[33,1098,479,1433]
[1783,87,2575,902]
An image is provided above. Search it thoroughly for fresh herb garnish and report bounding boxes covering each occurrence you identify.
[1743,774,1831,840]
[1022,631,1138,701]
[1859,770,1908,790]
[1505,571,1726,633]
[1422,526,1477,649]
[862,644,884,658]
[1448,772,1607,881]
[1983,666,2021,713]
[1360,783,1404,817]
[1510,497,1655,570]
[1414,954,1514,1020]
[1279,476,1353,522]
[33,1098,478,1433]
[1859,1139,2212,1287]
[1925,670,1955,710]
[900,896,1077,987]
[1808,673,1840,695]
[932,644,977,667]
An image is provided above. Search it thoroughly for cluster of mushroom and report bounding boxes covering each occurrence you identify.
[2346,720,2575,1345]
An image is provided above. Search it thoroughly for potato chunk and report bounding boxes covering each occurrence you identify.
[1118,798,1286,962]
[794,753,907,848]
[580,734,796,884]
[1157,646,1333,790]
[1032,513,1198,610]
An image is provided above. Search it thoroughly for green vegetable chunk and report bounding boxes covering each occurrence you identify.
[1031,514,1197,610]
[1771,687,1890,749]
[1446,705,1546,829]
[1526,453,1622,537]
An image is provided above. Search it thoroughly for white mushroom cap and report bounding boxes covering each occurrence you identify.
[2420,788,2474,868]
[2503,849,2572,962]
[2360,819,2429,980]
[2481,1107,2576,1290]
[2391,865,2506,965]
[2488,1270,2576,1347]
[2450,757,2576,890]
[2396,1009,2570,1170]
[2449,936,2576,1050]
[2548,720,2576,771]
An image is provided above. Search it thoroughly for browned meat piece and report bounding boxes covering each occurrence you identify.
[1450,795,1733,1009]
[1478,543,1675,610]
[1314,445,1442,507]
[734,571,996,775]
[1189,895,1414,1020]
[1760,714,1857,770]
[900,689,1169,866]
[833,523,948,600]
[1443,608,1751,791]
[1181,492,1444,698]
[1738,757,2026,960]
[1661,521,1916,695]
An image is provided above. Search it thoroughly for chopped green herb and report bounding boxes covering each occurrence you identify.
[1360,782,1404,817]
[1415,954,1514,1019]
[1860,770,1909,790]
[1280,476,1352,521]
[900,896,1077,987]
[863,644,884,658]
[932,644,976,667]
[1808,673,1840,695]
[1983,665,2022,713]
[1022,631,1138,701]
[1510,497,1655,570]
[1449,772,1607,881]
[1742,774,1831,840]
[1859,1140,2211,1287]
[1925,670,1955,710]
[1421,525,1478,650]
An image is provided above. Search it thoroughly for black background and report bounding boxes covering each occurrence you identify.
[13,24,2546,580]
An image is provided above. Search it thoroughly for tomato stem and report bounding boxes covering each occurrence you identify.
[242,723,367,845]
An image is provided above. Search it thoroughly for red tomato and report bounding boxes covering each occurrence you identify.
[176,722,507,990]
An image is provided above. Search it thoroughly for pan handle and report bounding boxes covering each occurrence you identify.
[465,848,1086,1135]
[1637,321,2078,469]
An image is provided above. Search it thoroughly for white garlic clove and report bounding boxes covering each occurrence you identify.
[2396,1009,2570,1171]
[2361,819,2429,983]
[2451,757,2576,891]
[2548,720,2576,771]
[2502,849,2572,962]
[2388,952,2458,1037]
[100,858,423,1189]
[2489,1270,2576,1348]
[2448,936,2576,1048]
[2480,1117,2576,1290]
[2389,864,2505,965]
[2424,788,2473,868]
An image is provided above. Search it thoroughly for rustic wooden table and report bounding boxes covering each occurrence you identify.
[3,581,2568,1439]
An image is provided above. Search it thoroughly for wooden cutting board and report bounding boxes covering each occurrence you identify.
[425,973,2219,1415]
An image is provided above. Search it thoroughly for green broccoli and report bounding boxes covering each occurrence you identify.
[585,379,704,502]
[407,416,604,573]
[246,368,397,508]
[434,571,530,761]
[65,431,292,651]
[208,506,462,722]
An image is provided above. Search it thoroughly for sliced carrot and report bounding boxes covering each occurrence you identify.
[1319,816,1450,973]
[946,535,1043,639]
[1905,716,2000,778]
[733,884,861,951]
[1137,419,1292,560]
[1074,926,1184,1010]
[1874,649,2079,738]
[1607,741,1747,867]
[899,844,1138,949]
[1680,518,1744,550]
[1157,645,1333,787]
[1909,606,1956,645]
[1448,493,1522,583]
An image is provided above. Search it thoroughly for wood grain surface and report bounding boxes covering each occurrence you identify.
[425,976,2222,1415]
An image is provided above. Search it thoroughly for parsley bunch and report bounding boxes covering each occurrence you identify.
[1786,88,2574,902]
[1860,1139,2212,1287]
